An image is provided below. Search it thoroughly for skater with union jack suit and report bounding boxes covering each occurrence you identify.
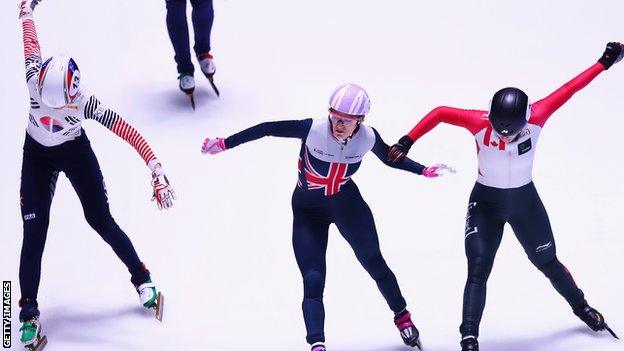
[201,83,455,351]
[17,1,174,349]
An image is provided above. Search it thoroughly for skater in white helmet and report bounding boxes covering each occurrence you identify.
[17,1,174,349]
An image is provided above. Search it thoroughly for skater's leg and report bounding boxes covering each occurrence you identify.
[190,0,214,56]
[292,195,331,345]
[63,143,149,286]
[509,183,585,311]
[332,185,406,313]
[165,0,194,74]
[18,148,58,321]
[460,199,505,338]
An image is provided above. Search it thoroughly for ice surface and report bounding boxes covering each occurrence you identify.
[0,1,622,350]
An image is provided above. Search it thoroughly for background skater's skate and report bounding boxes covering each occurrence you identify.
[199,53,219,96]
[178,73,196,109]
[20,318,47,351]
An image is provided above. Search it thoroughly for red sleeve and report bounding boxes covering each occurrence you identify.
[530,63,605,127]
[407,106,487,141]
[21,17,42,83]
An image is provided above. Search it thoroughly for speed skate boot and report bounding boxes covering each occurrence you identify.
[178,73,196,109]
[198,53,219,96]
[20,317,47,351]
[460,336,479,351]
[394,310,422,349]
[136,278,164,321]
[574,303,619,339]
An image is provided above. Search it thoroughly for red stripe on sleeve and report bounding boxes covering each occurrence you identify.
[110,118,157,164]
[22,19,41,59]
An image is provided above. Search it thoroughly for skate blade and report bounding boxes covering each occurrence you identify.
[206,74,220,97]
[26,335,48,351]
[154,292,164,322]
[605,324,619,339]
[187,94,196,110]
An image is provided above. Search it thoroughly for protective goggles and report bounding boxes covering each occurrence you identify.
[328,109,362,126]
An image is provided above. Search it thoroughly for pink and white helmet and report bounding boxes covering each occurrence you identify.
[328,83,371,117]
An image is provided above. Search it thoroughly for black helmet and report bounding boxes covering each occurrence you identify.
[488,87,530,136]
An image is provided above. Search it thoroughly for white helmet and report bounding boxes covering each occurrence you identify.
[37,54,81,108]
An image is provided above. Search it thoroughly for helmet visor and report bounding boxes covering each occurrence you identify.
[329,108,361,126]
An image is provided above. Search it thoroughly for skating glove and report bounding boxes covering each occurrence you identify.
[201,137,227,155]
[150,164,176,210]
[388,135,414,163]
[422,164,456,178]
[18,0,40,19]
[598,42,624,69]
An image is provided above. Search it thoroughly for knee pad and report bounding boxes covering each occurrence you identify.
[467,256,494,284]
[302,269,325,299]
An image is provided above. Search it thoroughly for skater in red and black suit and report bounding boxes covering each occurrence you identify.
[388,43,623,351]
[17,1,174,348]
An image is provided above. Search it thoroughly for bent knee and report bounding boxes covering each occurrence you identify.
[537,257,565,277]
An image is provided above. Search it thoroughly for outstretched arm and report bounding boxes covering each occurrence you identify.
[202,119,313,154]
[371,128,425,175]
[19,0,42,83]
[224,119,313,149]
[531,42,623,127]
[388,106,486,163]
[406,106,486,142]
[83,95,176,210]
[83,96,157,165]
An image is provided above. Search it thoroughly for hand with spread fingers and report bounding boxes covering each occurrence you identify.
[150,164,176,210]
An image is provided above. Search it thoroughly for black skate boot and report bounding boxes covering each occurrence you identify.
[394,310,422,349]
[574,304,619,339]
[460,336,479,351]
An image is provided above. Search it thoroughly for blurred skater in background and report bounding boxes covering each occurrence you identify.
[165,0,219,108]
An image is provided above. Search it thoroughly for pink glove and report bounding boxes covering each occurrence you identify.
[422,164,456,178]
[201,137,227,155]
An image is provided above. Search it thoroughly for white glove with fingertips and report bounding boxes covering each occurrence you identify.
[150,165,176,210]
